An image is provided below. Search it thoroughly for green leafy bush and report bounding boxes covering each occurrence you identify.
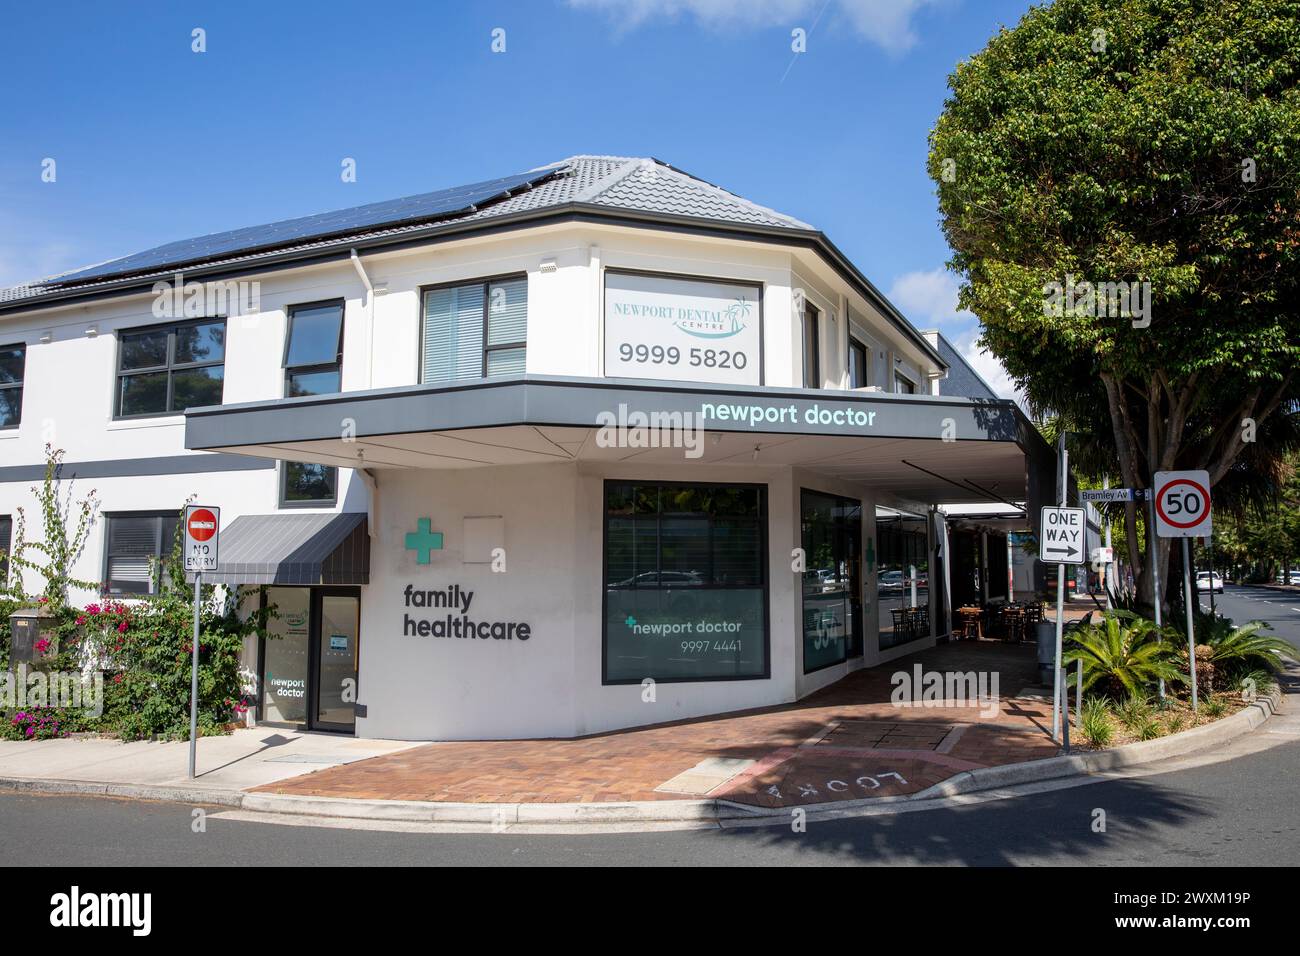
[1079,697,1114,747]
[81,581,263,742]
[1115,693,1153,732]
[1135,717,1163,741]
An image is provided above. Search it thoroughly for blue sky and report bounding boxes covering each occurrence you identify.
[0,0,1037,394]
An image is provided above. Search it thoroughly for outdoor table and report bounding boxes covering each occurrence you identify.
[957,605,984,640]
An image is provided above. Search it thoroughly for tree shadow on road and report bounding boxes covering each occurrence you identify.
[711,776,1214,866]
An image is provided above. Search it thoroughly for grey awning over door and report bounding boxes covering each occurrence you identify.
[201,512,369,585]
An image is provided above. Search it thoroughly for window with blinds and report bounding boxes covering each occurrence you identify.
[104,513,179,595]
[0,514,11,586]
[420,276,527,384]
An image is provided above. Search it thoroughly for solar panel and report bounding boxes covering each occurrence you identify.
[52,168,557,285]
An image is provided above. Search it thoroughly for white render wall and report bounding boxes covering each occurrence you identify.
[1,219,944,736]
[1,220,940,603]
[354,458,902,741]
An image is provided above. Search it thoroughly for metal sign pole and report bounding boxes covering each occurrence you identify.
[189,571,201,779]
[1182,538,1199,712]
[1148,491,1165,700]
[1052,439,1068,744]
[1054,567,1066,745]
[1208,537,1216,615]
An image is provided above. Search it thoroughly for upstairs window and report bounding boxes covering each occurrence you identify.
[802,302,821,388]
[895,372,916,395]
[0,343,24,428]
[0,514,11,586]
[104,512,179,595]
[282,301,344,506]
[420,276,527,384]
[284,301,344,397]
[848,337,868,389]
[115,320,225,418]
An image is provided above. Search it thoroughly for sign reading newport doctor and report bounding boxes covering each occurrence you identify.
[604,271,762,386]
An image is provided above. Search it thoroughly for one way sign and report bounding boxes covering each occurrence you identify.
[1039,506,1086,564]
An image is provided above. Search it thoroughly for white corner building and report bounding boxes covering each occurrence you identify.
[0,156,1054,739]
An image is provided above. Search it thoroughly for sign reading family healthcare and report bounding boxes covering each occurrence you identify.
[604,271,762,386]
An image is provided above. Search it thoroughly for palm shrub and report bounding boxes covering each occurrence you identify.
[1193,613,1296,690]
[1064,611,1182,700]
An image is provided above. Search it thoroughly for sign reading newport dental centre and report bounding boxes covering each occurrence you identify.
[604,270,762,386]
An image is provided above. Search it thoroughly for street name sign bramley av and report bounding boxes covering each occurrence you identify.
[1080,487,1135,503]
[1153,470,1213,539]
[183,505,221,572]
[1039,506,1086,564]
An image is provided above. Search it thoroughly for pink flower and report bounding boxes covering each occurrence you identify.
[117,621,128,633]
[34,638,51,654]
[76,616,87,625]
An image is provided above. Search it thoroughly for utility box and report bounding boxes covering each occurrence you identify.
[8,606,57,665]
[1036,620,1056,687]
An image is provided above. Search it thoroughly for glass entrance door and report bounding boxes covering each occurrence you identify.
[312,591,359,732]
[262,587,311,725]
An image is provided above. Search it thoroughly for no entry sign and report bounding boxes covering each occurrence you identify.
[1153,470,1212,538]
[183,505,221,572]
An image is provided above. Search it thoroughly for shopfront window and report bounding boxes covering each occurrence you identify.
[801,490,863,673]
[876,508,929,649]
[604,481,768,683]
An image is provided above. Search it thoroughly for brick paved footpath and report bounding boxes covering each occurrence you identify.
[256,641,1064,809]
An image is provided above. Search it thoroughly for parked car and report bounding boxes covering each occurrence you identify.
[878,570,904,592]
[1196,571,1224,593]
[1277,570,1297,586]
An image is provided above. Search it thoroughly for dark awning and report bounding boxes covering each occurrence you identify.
[201,512,369,586]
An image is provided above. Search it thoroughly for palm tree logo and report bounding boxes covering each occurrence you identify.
[677,295,751,339]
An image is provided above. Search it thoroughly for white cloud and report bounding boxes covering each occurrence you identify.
[886,266,972,330]
[565,0,946,53]
[887,267,1025,408]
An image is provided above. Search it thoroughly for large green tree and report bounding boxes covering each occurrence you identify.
[929,0,1300,609]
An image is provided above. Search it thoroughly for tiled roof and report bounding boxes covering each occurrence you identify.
[0,156,816,308]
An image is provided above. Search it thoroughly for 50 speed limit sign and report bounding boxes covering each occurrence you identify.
[1153,470,1212,538]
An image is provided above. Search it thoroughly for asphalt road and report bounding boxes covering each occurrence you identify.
[1203,583,1300,650]
[0,584,1292,868]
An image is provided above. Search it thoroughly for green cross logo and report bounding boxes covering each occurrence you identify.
[405,518,444,565]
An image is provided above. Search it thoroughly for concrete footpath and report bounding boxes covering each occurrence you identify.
[0,729,417,803]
